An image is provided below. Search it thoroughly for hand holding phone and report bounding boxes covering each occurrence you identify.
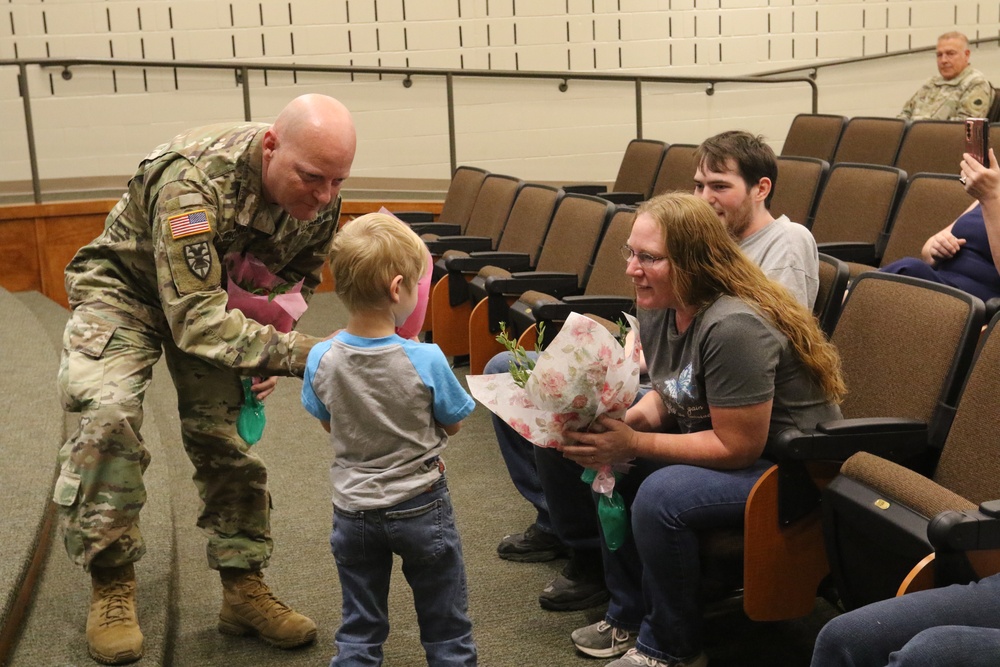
[965,118,990,167]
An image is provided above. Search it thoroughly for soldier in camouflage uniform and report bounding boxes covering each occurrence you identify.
[54,93,356,665]
[899,31,993,121]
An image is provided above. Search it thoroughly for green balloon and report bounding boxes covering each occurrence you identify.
[580,468,629,551]
[237,377,266,445]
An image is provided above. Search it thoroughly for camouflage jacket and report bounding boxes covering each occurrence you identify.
[898,66,993,121]
[65,122,340,377]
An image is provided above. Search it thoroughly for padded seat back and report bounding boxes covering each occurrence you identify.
[933,317,1000,502]
[651,144,699,197]
[462,173,524,243]
[781,113,847,163]
[831,273,982,426]
[833,116,908,167]
[879,174,974,267]
[894,120,966,177]
[613,139,667,198]
[814,253,849,336]
[534,193,616,286]
[583,208,636,297]
[810,163,905,247]
[770,156,829,227]
[439,165,489,227]
[496,183,563,263]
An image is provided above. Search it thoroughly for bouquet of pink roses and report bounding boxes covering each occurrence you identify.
[467,311,642,549]
[225,253,308,334]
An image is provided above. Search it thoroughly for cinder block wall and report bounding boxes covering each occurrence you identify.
[2,0,998,190]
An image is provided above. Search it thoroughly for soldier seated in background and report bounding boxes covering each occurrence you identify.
[899,31,993,121]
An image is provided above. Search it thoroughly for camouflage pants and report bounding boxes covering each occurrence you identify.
[55,308,272,571]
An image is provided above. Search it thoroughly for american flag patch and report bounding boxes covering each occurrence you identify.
[168,209,211,239]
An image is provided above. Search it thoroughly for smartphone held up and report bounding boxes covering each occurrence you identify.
[965,118,990,167]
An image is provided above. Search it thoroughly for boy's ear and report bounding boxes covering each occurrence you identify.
[388,275,404,303]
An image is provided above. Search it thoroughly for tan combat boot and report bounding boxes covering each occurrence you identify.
[86,563,143,665]
[217,569,317,649]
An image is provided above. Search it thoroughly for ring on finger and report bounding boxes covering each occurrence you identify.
[960,175,968,185]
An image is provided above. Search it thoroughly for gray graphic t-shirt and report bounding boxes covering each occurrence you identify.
[639,296,841,438]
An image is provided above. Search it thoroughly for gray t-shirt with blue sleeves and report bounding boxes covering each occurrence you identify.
[302,332,475,511]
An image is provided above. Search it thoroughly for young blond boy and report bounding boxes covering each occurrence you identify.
[301,213,477,666]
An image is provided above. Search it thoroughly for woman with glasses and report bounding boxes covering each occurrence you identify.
[561,192,845,667]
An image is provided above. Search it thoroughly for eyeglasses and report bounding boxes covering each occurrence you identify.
[620,244,668,268]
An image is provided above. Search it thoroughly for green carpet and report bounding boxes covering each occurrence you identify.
[7,290,837,666]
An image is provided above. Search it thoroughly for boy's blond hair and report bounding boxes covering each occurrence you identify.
[330,212,427,313]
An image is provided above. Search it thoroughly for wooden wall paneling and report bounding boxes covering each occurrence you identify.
[0,199,443,303]
[36,208,111,308]
[0,217,42,293]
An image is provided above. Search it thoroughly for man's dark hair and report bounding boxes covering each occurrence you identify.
[695,130,778,207]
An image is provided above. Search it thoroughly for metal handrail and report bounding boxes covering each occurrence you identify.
[753,35,1000,79]
[2,56,819,204]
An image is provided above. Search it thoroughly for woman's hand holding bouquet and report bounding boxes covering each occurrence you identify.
[467,311,642,549]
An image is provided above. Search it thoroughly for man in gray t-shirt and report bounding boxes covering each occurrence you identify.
[695,130,818,308]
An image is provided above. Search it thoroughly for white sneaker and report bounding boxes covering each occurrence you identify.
[605,647,709,667]
[571,620,636,658]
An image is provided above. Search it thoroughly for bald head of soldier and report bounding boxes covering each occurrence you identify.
[936,31,972,81]
[262,94,357,221]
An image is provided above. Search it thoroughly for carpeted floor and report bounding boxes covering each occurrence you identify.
[8,290,838,666]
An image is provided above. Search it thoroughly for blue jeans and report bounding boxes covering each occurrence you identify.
[811,573,1000,667]
[486,351,601,549]
[329,477,477,666]
[598,458,772,663]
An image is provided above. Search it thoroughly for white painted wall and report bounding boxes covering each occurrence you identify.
[2,0,999,196]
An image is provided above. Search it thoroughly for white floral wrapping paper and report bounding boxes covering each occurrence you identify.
[468,311,641,452]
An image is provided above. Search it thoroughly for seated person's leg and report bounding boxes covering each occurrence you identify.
[486,351,568,562]
[535,444,606,611]
[628,460,771,664]
[888,626,1000,667]
[879,257,946,285]
[812,572,1000,667]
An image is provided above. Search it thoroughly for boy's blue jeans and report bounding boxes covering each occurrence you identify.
[330,476,477,666]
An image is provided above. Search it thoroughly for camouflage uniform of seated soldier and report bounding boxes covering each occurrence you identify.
[899,31,993,121]
[55,94,356,665]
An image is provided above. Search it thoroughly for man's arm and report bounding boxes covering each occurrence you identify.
[955,78,994,121]
[898,91,918,120]
[437,420,463,436]
[153,179,321,377]
[752,220,819,309]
